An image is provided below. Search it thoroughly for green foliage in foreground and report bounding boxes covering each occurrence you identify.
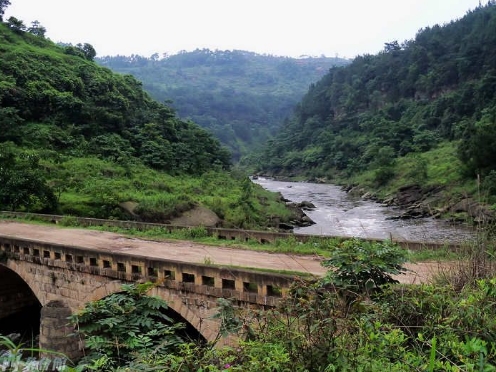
[69,282,185,371]
[0,334,77,371]
[321,238,409,293]
[4,238,496,371]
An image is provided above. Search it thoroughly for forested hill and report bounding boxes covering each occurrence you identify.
[0,23,230,174]
[97,50,350,160]
[255,2,496,197]
[0,19,308,230]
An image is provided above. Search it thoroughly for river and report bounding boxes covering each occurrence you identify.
[253,177,476,244]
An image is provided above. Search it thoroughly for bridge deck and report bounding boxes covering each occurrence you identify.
[0,220,437,283]
[0,220,325,275]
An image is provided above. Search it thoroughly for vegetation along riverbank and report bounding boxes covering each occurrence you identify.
[249,4,496,229]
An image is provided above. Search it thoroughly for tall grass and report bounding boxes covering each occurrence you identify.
[0,334,75,371]
[432,176,496,289]
[39,155,296,230]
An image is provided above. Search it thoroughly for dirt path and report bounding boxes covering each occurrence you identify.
[0,221,441,284]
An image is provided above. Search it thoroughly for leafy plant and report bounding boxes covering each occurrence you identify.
[321,238,409,294]
[70,282,185,371]
[0,334,79,371]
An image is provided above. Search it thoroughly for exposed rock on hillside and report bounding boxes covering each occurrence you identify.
[169,205,222,227]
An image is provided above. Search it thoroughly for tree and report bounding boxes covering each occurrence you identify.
[27,20,46,37]
[0,144,58,212]
[458,106,496,176]
[384,40,401,53]
[0,107,24,142]
[76,42,96,61]
[0,0,10,22]
[6,16,26,33]
[321,238,408,297]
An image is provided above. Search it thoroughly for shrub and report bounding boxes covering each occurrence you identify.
[69,282,185,371]
[321,238,409,295]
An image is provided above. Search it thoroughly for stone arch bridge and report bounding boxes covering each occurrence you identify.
[0,235,293,360]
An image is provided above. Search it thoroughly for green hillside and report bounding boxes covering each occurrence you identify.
[97,50,350,161]
[0,20,295,229]
[255,3,496,209]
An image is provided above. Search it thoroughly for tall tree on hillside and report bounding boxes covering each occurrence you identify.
[27,20,46,37]
[0,0,10,22]
[0,144,58,212]
[78,43,96,61]
[7,16,26,32]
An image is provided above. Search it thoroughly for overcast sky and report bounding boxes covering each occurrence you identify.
[5,0,482,59]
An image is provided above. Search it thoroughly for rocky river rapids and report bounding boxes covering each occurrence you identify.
[253,177,477,244]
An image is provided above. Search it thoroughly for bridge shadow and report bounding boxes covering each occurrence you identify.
[165,306,207,344]
[0,266,41,344]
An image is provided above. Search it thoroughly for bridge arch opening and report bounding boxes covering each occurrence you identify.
[77,288,207,352]
[163,306,207,344]
[0,265,42,342]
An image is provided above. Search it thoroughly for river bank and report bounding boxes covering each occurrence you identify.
[257,172,495,226]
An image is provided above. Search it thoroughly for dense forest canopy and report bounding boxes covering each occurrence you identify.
[0,24,231,174]
[0,16,299,229]
[97,50,350,161]
[254,2,496,189]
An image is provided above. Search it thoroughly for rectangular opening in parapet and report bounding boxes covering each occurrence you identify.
[164,270,175,280]
[89,257,98,266]
[103,260,111,268]
[43,250,50,258]
[182,273,195,283]
[117,262,126,272]
[33,249,40,257]
[23,247,29,255]
[65,254,73,262]
[267,285,282,297]
[147,267,158,277]
[54,252,61,260]
[243,282,258,293]
[202,276,215,287]
[222,279,235,290]
[76,256,84,264]
[132,265,141,274]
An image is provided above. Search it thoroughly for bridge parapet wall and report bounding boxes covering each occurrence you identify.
[0,236,292,308]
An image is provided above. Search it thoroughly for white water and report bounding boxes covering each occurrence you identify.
[254,177,476,244]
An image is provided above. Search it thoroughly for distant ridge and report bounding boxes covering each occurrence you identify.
[97,49,350,161]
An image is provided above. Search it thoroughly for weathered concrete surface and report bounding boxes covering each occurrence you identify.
[0,220,441,282]
[0,221,326,276]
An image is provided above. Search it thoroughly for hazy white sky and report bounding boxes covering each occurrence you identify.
[5,0,482,59]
